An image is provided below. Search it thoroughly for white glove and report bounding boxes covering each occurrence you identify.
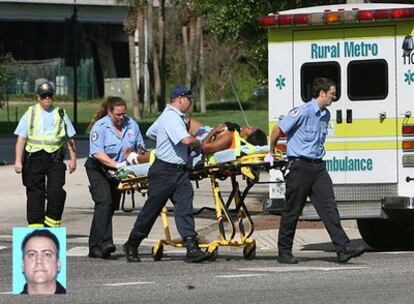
[116,161,127,169]
[126,152,139,165]
[264,152,274,166]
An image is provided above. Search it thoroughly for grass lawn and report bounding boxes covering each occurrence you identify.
[0,101,269,135]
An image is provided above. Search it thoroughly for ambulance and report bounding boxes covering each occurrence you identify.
[260,3,414,249]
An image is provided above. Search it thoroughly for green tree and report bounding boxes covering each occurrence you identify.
[194,0,344,84]
[0,53,13,105]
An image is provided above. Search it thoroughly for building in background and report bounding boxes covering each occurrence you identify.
[0,0,131,99]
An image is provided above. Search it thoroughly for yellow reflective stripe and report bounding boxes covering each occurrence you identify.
[44,216,61,228]
[28,223,44,228]
[149,150,156,164]
[27,138,63,145]
[326,141,397,151]
[233,130,241,156]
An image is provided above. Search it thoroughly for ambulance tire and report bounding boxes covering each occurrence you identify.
[357,218,414,250]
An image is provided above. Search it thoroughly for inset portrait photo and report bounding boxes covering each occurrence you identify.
[12,227,66,295]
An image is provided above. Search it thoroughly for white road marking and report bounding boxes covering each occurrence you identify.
[0,246,7,250]
[215,274,268,278]
[67,246,89,256]
[0,291,12,295]
[103,281,154,287]
[0,235,12,239]
[238,266,368,272]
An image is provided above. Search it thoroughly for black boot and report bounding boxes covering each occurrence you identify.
[183,236,210,263]
[122,236,142,263]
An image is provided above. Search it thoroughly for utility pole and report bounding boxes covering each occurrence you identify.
[64,0,79,130]
[72,0,79,130]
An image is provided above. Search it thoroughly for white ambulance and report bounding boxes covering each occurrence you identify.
[260,3,414,249]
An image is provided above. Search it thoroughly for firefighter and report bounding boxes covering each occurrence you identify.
[14,81,77,227]
[269,77,365,264]
[85,96,145,259]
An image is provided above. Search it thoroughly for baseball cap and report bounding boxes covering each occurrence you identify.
[170,86,195,100]
[37,81,55,96]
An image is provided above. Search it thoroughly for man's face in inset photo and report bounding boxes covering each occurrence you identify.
[22,236,61,289]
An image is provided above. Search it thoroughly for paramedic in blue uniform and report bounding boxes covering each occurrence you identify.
[85,96,144,259]
[269,77,365,264]
[14,81,77,228]
[122,86,210,263]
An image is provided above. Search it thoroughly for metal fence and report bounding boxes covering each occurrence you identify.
[2,58,97,100]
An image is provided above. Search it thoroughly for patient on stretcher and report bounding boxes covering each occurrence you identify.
[119,118,268,179]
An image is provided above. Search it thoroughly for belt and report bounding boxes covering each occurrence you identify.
[155,158,188,171]
[288,156,323,164]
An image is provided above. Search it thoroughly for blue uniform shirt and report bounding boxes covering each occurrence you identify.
[89,115,144,162]
[146,105,190,165]
[278,99,330,159]
[14,105,76,138]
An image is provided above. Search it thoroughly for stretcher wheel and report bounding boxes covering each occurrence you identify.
[243,243,256,260]
[152,244,164,261]
[208,248,219,261]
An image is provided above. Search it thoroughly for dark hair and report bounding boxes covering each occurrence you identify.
[21,229,60,258]
[246,129,268,146]
[312,77,336,98]
[87,96,127,132]
[224,122,241,132]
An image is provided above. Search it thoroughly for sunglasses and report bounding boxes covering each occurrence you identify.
[180,90,193,97]
[40,93,53,99]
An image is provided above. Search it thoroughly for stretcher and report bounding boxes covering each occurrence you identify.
[114,151,287,260]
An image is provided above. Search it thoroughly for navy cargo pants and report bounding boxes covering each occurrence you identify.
[130,158,197,240]
[23,149,66,226]
[278,158,350,254]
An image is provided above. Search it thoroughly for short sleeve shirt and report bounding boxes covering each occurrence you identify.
[14,105,76,138]
[146,105,190,164]
[89,115,145,162]
[278,99,330,159]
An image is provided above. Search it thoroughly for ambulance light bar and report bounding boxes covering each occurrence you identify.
[259,8,414,27]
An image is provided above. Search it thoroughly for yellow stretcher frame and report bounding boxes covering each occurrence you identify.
[117,152,287,260]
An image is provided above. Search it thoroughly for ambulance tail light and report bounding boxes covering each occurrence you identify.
[402,124,414,137]
[402,140,414,152]
[390,9,413,19]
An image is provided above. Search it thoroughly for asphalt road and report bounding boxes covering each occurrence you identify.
[0,243,413,304]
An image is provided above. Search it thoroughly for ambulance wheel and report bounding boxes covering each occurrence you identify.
[357,219,414,250]
[152,244,164,261]
[243,243,256,260]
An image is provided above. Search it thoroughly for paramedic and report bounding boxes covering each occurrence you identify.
[269,77,365,264]
[14,81,77,228]
[122,86,210,263]
[85,96,145,259]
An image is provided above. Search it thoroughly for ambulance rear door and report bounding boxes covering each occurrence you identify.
[342,26,397,184]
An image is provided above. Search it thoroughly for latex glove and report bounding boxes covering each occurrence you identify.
[264,152,274,166]
[116,161,127,169]
[126,152,139,165]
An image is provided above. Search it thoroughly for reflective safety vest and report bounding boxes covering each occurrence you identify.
[26,104,66,153]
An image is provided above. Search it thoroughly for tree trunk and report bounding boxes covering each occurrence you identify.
[197,17,206,113]
[128,33,141,119]
[186,18,196,89]
[137,6,146,116]
[147,0,155,113]
[182,24,190,87]
[157,0,166,111]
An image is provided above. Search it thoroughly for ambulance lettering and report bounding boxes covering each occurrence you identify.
[325,157,373,172]
[344,41,378,57]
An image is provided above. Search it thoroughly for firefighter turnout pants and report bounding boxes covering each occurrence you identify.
[23,149,67,227]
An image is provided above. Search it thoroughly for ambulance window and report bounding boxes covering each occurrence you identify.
[300,62,341,102]
[348,59,388,101]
